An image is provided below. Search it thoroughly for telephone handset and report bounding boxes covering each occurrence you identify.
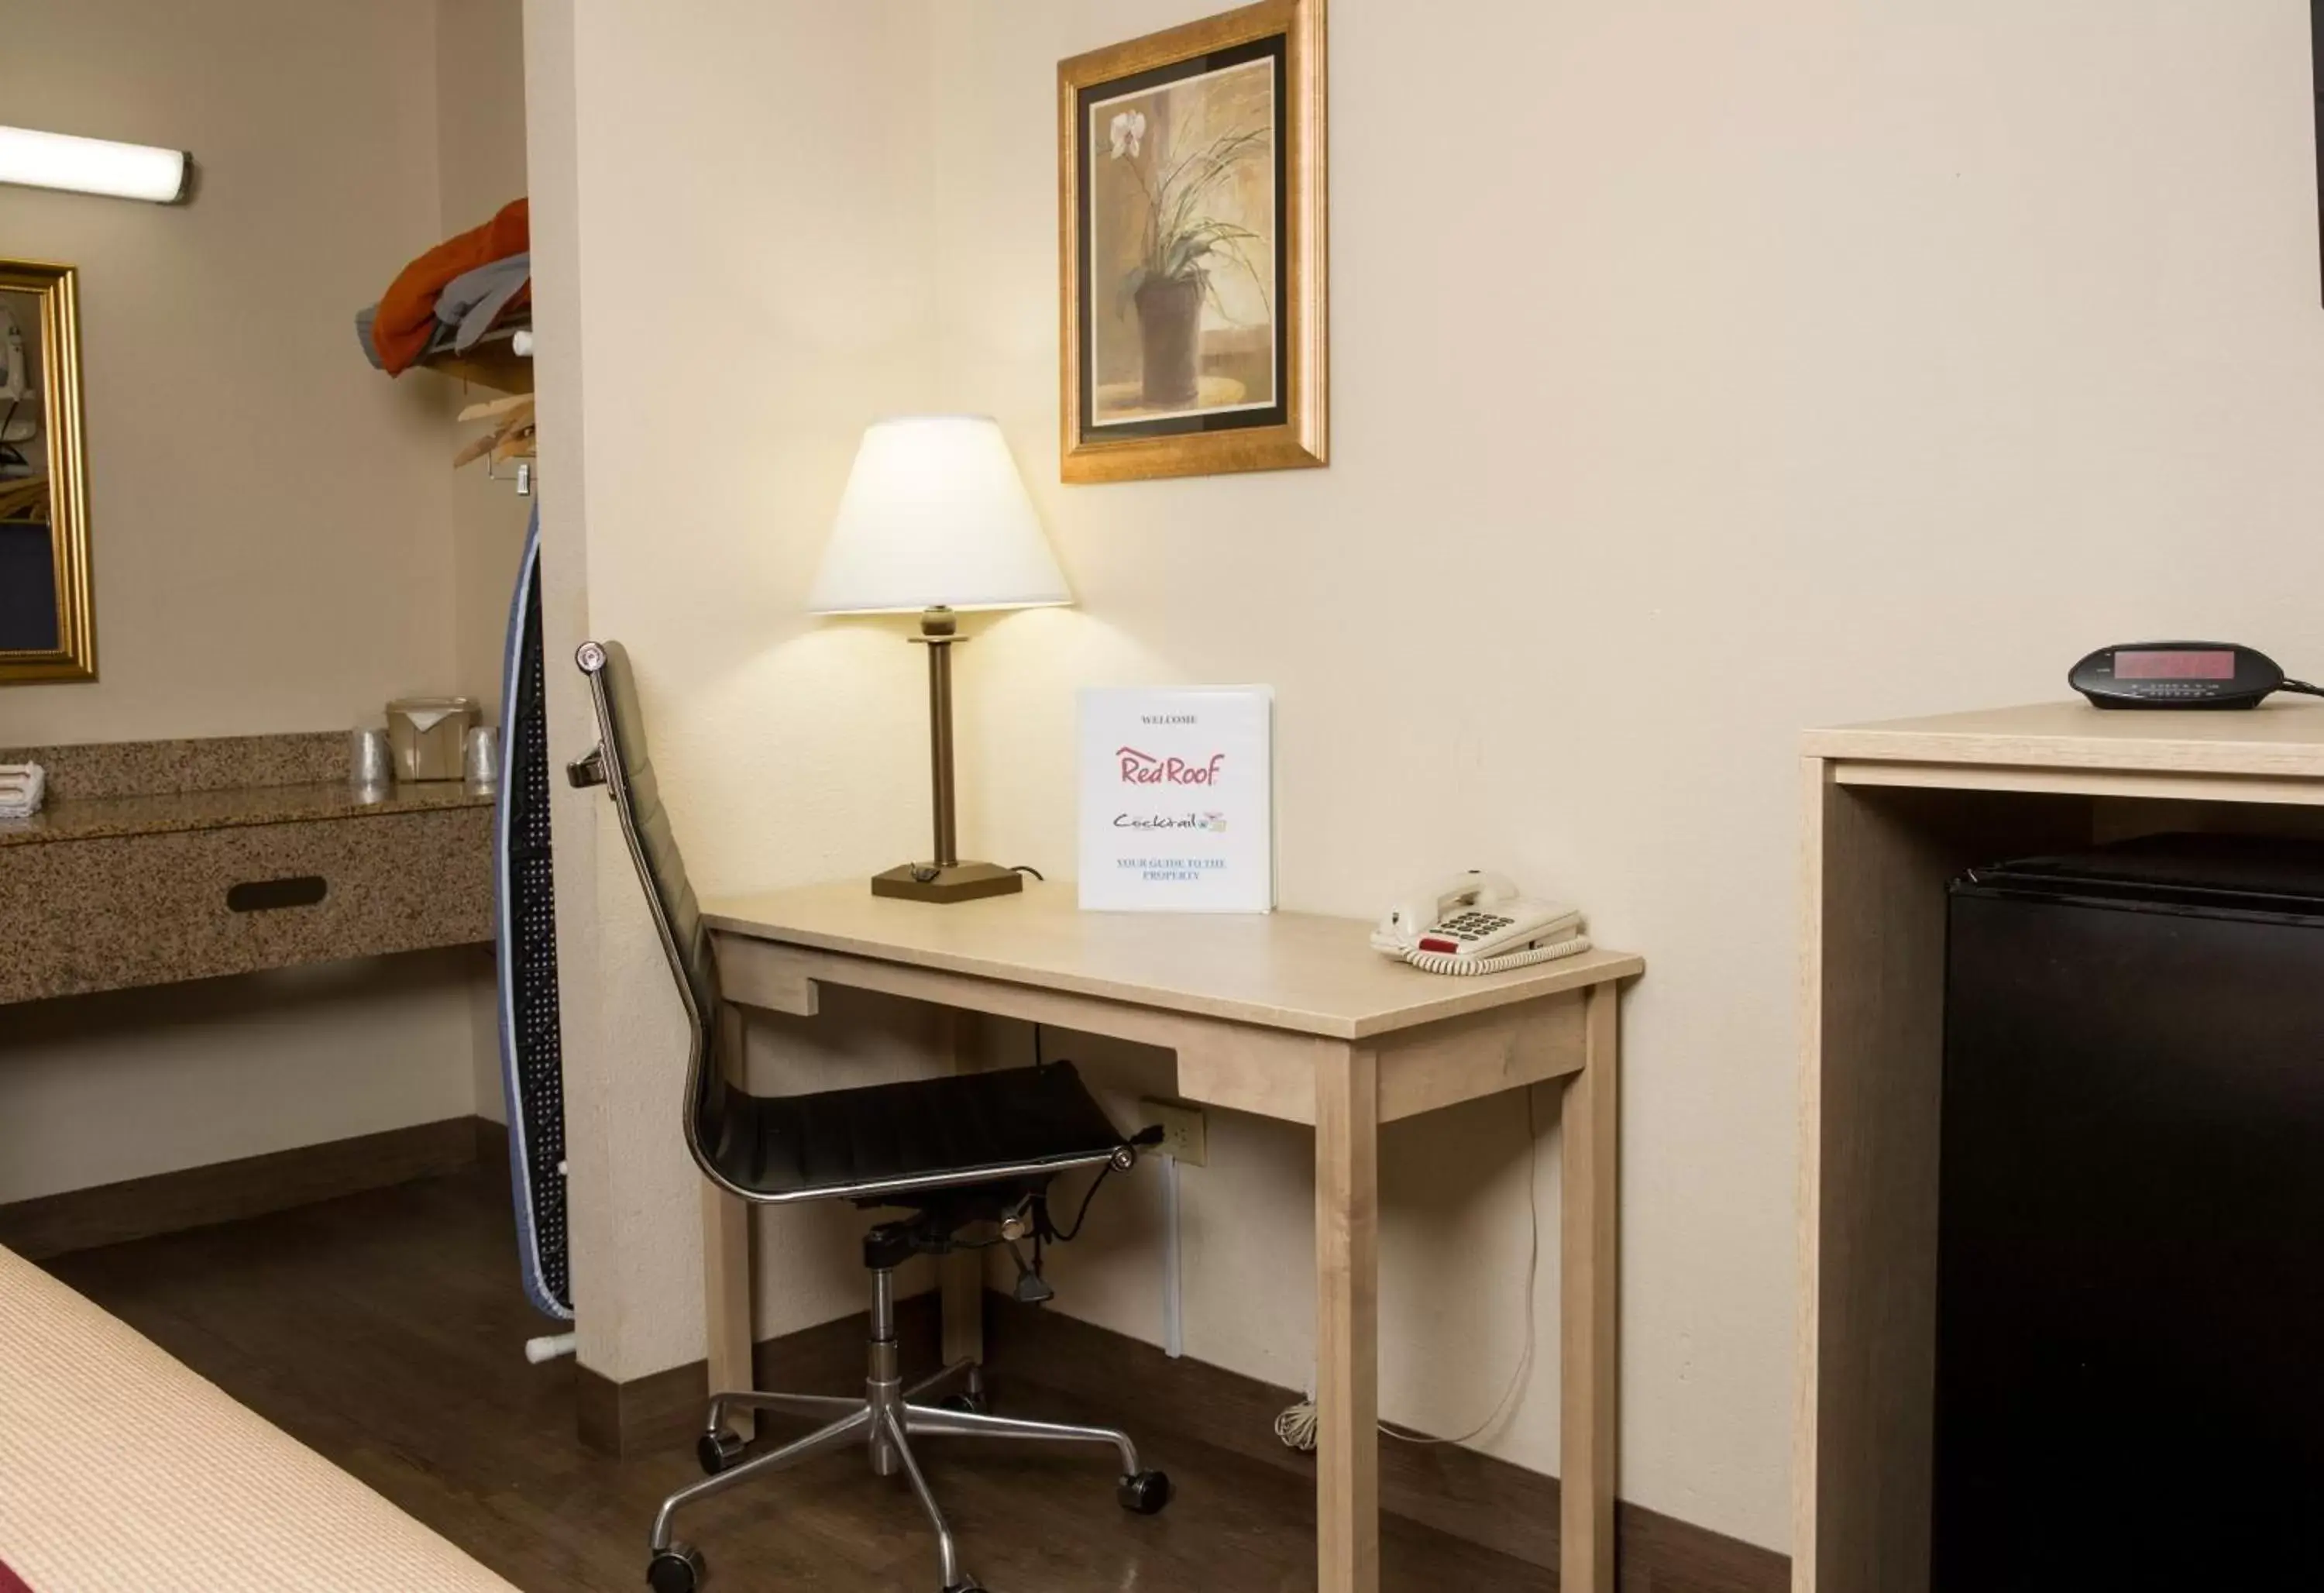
[1370,871,1590,976]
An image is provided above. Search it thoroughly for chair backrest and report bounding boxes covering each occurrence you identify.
[573,638,732,1174]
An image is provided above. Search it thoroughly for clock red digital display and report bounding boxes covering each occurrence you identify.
[2116,649,2236,681]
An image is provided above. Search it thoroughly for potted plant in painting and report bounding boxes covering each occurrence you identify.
[1109,108,1270,408]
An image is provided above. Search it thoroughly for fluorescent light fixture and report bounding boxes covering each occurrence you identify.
[0,126,188,204]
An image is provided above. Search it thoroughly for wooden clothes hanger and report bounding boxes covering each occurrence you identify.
[452,395,535,469]
[457,393,531,425]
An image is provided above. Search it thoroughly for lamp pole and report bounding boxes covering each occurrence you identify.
[920,605,959,870]
[873,607,1019,902]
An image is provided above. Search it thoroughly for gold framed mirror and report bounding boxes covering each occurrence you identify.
[2,260,95,684]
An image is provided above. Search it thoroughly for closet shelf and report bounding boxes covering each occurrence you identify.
[420,336,533,395]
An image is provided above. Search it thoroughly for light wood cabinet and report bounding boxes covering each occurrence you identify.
[1795,700,2324,1593]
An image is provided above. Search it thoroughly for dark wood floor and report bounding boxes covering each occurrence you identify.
[43,1162,1549,1593]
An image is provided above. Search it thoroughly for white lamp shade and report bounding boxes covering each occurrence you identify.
[0,126,187,204]
[810,415,1071,614]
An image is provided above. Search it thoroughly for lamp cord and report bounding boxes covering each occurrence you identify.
[1048,1162,1117,1244]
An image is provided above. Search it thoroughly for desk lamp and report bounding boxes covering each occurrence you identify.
[810,415,1071,903]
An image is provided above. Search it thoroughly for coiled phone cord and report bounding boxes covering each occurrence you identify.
[1399,931,1593,977]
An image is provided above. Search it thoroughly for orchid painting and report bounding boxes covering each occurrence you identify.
[1081,53,1278,424]
[1062,4,1323,483]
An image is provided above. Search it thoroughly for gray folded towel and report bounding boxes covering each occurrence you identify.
[353,301,493,371]
[434,252,531,353]
[353,304,385,370]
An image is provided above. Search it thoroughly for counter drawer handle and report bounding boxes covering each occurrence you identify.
[227,876,329,913]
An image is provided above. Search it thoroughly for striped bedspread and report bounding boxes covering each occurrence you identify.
[0,1244,519,1593]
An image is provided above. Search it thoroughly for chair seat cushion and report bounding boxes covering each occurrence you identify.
[703,1060,1128,1202]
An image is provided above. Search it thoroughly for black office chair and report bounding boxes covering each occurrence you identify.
[570,640,1171,1593]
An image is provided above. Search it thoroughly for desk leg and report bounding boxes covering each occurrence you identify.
[940,1011,987,1368]
[1315,1041,1380,1593]
[1560,982,1621,1591]
[706,1005,756,1440]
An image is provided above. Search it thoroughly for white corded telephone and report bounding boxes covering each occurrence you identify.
[1370,871,1590,976]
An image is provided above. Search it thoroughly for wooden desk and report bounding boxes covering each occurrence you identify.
[1796,699,2324,1593]
[702,880,1643,1593]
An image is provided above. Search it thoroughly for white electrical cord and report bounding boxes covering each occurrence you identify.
[1274,1088,1544,1452]
[1162,1155,1184,1360]
[1400,931,1592,977]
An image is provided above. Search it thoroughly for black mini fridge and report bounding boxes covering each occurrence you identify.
[1935,834,2324,1590]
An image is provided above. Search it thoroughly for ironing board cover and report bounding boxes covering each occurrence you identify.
[495,507,571,1319]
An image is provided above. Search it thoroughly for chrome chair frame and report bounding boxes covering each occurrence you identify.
[648,1264,1147,1593]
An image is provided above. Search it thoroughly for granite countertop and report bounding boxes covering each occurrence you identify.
[0,780,495,848]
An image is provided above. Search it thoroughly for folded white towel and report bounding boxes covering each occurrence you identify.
[0,761,46,819]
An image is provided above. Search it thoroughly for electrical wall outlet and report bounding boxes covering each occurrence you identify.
[1140,1099,1208,1166]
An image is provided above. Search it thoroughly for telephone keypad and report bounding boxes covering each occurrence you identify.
[1435,911,1514,942]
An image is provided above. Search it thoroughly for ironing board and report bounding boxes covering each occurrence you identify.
[494,507,571,1319]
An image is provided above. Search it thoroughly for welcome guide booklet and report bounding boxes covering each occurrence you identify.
[1077,686,1274,913]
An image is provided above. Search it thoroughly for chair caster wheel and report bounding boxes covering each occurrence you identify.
[646,1541,706,1593]
[696,1427,745,1475]
[1118,1469,1173,1514]
[942,1581,984,1593]
[939,1390,990,1416]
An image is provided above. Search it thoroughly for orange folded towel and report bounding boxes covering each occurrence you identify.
[370,198,529,377]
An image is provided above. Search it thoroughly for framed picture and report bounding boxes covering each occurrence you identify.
[1058,0,1326,483]
[1,260,95,685]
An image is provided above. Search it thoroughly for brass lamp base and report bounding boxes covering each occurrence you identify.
[873,608,1026,905]
[870,860,1025,904]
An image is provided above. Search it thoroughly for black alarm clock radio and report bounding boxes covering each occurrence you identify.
[2070,642,2324,710]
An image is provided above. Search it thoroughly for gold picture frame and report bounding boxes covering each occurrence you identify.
[1059,0,1326,484]
[1,259,95,684]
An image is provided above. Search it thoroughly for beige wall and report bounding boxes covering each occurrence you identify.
[0,952,486,1204]
[0,0,458,744]
[435,0,535,1126]
[0,0,528,1189]
[438,0,535,722]
[527,0,961,1378]
[531,0,2324,1551]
